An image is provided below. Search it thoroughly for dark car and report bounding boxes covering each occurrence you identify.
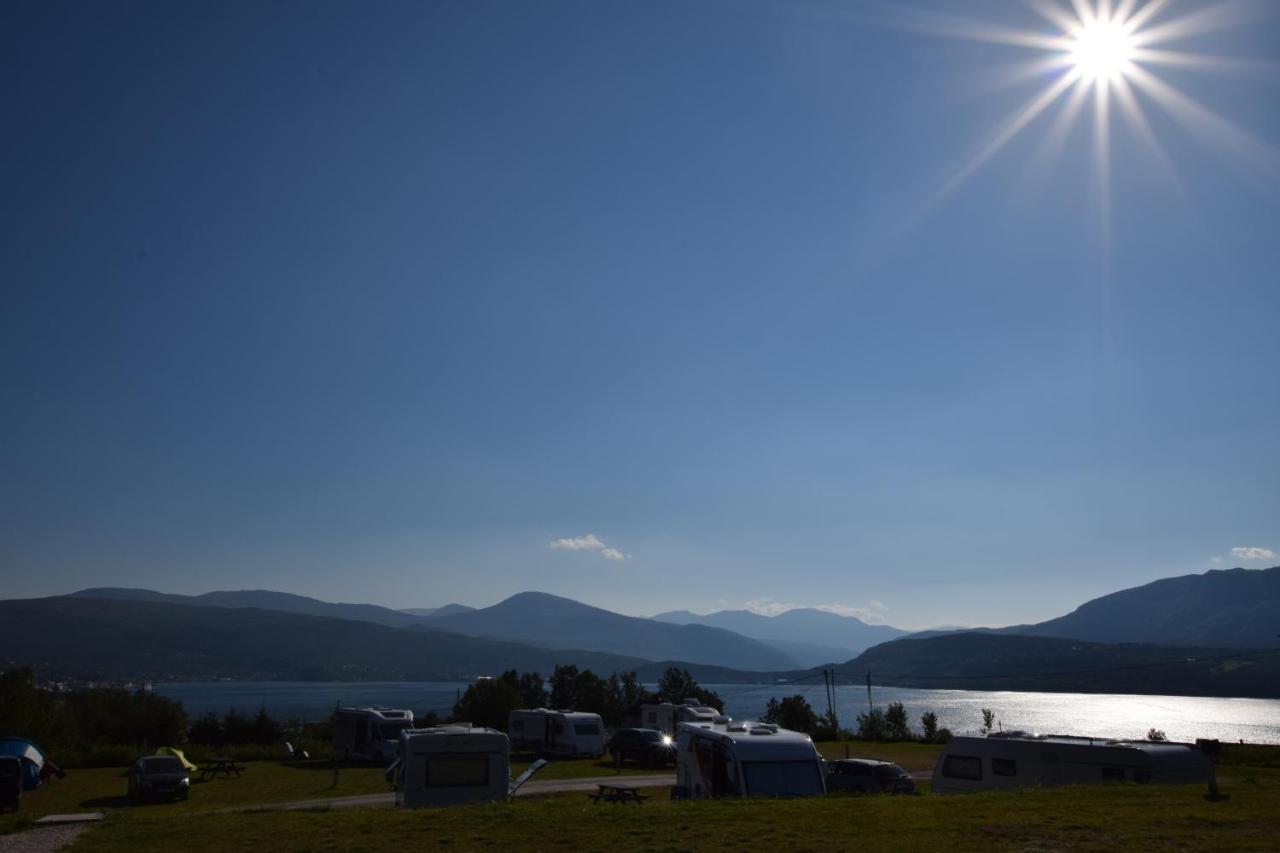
[607,728,675,767]
[0,756,21,811]
[128,755,190,803]
[825,759,916,794]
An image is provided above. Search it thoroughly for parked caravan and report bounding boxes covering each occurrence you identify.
[507,709,606,757]
[674,720,826,799]
[332,707,415,762]
[931,733,1215,794]
[394,726,511,808]
[638,699,726,734]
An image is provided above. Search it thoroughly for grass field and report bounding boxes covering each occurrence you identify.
[5,743,1277,851]
[64,765,1280,853]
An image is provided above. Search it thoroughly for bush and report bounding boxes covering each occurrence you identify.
[855,707,886,740]
[921,711,939,743]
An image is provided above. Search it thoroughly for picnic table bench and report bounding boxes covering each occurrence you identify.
[588,783,648,804]
[199,758,245,781]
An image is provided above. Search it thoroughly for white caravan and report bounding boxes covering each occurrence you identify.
[394,726,511,808]
[674,720,826,799]
[331,707,414,762]
[507,709,606,757]
[931,733,1214,794]
[639,699,726,734]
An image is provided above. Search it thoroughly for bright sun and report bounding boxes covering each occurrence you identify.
[1070,19,1133,82]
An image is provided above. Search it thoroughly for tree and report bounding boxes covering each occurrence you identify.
[981,708,996,735]
[920,711,939,743]
[1147,728,1167,742]
[603,671,652,727]
[548,665,610,714]
[655,668,724,710]
[884,702,912,741]
[762,695,819,736]
[514,671,547,709]
[855,707,886,741]
[452,678,521,730]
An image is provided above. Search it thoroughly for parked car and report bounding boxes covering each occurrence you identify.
[128,755,190,803]
[825,759,916,794]
[0,756,21,811]
[608,728,675,767]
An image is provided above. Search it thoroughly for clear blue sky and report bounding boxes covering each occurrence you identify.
[4,0,1278,630]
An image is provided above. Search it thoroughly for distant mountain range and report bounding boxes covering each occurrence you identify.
[400,604,475,619]
[653,607,907,665]
[71,587,435,630]
[425,592,798,672]
[1,596,759,684]
[832,632,1280,699]
[3,565,1275,698]
[905,566,1280,649]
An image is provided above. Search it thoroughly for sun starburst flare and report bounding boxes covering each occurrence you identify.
[883,0,1280,232]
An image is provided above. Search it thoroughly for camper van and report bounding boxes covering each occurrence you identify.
[674,720,826,799]
[394,726,510,808]
[332,707,415,762]
[931,733,1215,794]
[507,709,606,758]
[638,699,726,734]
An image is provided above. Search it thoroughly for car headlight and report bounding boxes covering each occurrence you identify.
[180,778,190,786]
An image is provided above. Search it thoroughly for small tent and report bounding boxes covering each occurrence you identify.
[0,738,46,791]
[155,747,198,772]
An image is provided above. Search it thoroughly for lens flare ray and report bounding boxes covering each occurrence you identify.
[878,0,1277,231]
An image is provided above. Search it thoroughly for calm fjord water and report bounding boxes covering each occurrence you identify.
[154,681,1280,744]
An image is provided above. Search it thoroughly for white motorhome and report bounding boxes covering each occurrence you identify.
[507,709,605,757]
[394,726,511,808]
[931,733,1214,794]
[332,707,415,762]
[674,720,826,799]
[639,699,726,734]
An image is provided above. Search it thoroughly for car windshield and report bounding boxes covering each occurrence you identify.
[876,764,908,777]
[637,731,664,742]
[141,757,184,773]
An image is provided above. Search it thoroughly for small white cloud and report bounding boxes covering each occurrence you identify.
[1229,546,1276,561]
[1209,556,1223,565]
[549,533,629,561]
[743,598,797,617]
[550,534,606,552]
[742,598,891,624]
[816,600,891,624]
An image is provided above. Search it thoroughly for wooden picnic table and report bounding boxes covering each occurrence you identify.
[588,783,648,805]
[199,758,245,781]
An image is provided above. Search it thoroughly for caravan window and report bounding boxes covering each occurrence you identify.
[574,723,600,736]
[425,755,490,787]
[941,755,983,781]
[991,758,1017,777]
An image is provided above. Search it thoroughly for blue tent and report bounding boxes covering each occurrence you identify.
[0,738,46,791]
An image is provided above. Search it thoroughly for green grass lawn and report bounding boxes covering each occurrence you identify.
[0,754,662,835]
[11,744,1277,851]
[62,764,1280,853]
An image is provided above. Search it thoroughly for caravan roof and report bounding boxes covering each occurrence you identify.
[678,720,817,761]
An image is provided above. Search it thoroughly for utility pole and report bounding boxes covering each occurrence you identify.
[866,671,873,716]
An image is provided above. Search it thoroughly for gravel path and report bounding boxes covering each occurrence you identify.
[266,773,676,811]
[0,825,86,853]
